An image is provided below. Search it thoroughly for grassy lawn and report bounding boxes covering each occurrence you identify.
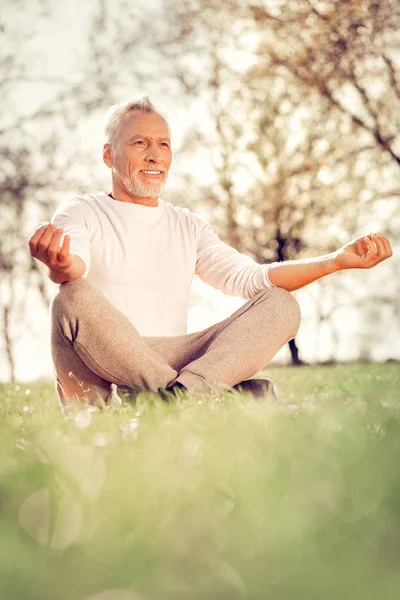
[1,363,400,600]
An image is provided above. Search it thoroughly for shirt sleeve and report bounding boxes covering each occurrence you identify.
[51,198,92,278]
[195,218,277,299]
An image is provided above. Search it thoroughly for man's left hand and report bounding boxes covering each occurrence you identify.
[333,232,393,271]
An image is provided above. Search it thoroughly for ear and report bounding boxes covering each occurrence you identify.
[103,143,113,168]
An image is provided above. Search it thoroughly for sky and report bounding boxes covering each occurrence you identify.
[1,0,399,382]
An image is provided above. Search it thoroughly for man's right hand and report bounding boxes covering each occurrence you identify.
[28,222,85,283]
[29,222,72,270]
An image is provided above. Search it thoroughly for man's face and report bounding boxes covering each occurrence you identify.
[109,111,172,199]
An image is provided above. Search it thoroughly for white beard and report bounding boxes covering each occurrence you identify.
[118,169,166,198]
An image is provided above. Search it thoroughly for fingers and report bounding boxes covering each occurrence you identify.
[364,232,393,266]
[376,232,393,257]
[363,235,376,256]
[29,223,56,254]
[28,222,51,255]
[372,234,386,256]
[58,234,70,263]
[46,227,62,250]
[47,228,64,262]
[29,222,67,266]
[38,225,60,254]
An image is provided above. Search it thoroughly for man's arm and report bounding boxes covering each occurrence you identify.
[29,222,86,283]
[268,232,393,291]
[195,218,274,299]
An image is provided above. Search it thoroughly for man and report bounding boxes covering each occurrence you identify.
[29,98,393,409]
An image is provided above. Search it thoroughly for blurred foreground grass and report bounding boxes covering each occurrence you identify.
[1,362,400,600]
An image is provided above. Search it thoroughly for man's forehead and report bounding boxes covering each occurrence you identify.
[121,111,170,138]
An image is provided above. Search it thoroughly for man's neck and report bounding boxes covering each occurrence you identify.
[108,189,159,207]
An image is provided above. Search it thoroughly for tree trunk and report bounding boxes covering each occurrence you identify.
[274,227,305,366]
[3,305,15,382]
[288,338,304,366]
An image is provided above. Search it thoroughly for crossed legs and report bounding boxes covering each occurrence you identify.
[50,278,301,408]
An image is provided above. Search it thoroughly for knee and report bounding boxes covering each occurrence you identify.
[261,286,301,338]
[274,287,301,337]
[50,278,91,322]
[283,289,301,338]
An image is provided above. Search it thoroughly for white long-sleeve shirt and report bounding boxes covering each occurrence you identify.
[51,191,275,336]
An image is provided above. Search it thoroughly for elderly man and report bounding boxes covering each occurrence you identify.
[29,98,392,408]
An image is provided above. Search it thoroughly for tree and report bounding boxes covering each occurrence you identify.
[158,0,400,363]
[0,0,184,380]
[248,0,400,167]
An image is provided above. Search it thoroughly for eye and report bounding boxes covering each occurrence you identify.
[161,142,170,148]
[134,140,145,146]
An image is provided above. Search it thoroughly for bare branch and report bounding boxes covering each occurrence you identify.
[382,53,400,100]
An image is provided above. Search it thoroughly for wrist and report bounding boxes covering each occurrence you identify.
[48,263,73,283]
[318,253,339,275]
[328,252,341,273]
[48,269,69,284]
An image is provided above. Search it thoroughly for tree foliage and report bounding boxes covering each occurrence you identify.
[0,0,185,379]
[159,0,400,362]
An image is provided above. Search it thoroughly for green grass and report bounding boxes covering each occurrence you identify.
[1,363,400,600]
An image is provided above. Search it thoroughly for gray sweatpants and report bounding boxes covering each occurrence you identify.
[50,278,301,407]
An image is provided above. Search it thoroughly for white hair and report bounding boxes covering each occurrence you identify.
[104,97,170,152]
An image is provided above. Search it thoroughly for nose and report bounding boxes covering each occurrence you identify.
[146,143,163,163]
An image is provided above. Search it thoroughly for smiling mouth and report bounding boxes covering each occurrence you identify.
[140,170,164,177]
